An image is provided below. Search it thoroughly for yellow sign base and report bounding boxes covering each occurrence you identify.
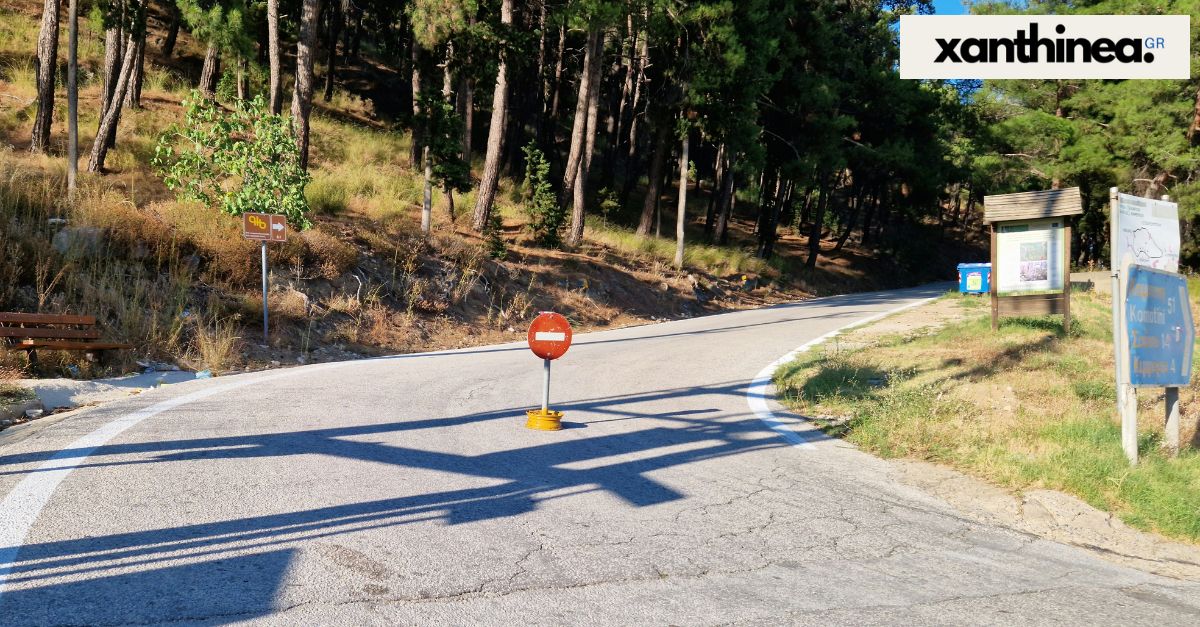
[525,409,564,431]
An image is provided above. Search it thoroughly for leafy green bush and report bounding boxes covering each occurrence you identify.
[417,93,470,219]
[521,142,565,247]
[152,91,311,228]
[484,210,506,260]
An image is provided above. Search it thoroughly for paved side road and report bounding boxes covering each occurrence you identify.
[0,286,1198,626]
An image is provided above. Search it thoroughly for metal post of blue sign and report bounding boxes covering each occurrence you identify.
[1109,188,1136,463]
[1166,387,1181,456]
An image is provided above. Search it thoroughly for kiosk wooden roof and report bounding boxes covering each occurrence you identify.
[983,188,1084,224]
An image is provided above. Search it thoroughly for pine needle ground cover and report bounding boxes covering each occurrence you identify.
[775,290,1200,543]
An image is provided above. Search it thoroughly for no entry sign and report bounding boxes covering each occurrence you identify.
[528,312,572,360]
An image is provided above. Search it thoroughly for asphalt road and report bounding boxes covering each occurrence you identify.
[1,286,1198,626]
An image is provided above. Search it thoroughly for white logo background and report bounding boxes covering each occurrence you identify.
[899,15,1191,79]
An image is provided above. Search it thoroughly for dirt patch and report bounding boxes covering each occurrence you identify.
[819,296,977,354]
[893,459,1200,581]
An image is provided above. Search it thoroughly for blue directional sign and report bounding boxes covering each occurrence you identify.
[1125,265,1195,388]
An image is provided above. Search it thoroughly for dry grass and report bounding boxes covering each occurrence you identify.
[776,291,1200,543]
[300,227,359,280]
[187,315,243,373]
[587,222,770,278]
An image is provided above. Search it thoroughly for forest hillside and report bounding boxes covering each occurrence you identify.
[8,0,1197,377]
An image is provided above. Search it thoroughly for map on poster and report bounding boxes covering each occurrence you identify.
[1115,193,1179,273]
[995,219,1066,295]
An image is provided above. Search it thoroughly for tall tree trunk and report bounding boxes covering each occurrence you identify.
[100,15,124,150]
[637,120,670,236]
[861,193,878,246]
[422,145,432,232]
[704,142,725,235]
[322,0,341,102]
[31,0,60,154]
[267,0,282,114]
[291,0,321,171]
[409,41,423,167]
[87,31,138,173]
[626,19,648,151]
[460,76,474,164]
[531,1,546,145]
[603,15,636,189]
[559,29,600,221]
[101,18,123,107]
[620,31,649,208]
[124,31,145,109]
[547,25,566,124]
[444,47,458,227]
[66,0,78,195]
[441,43,453,98]
[236,55,249,100]
[162,1,180,57]
[345,2,362,64]
[714,152,735,245]
[567,38,602,247]
[199,43,220,98]
[656,153,670,238]
[755,171,778,258]
[758,178,783,260]
[674,132,689,268]
[832,200,861,253]
[471,0,514,232]
[806,179,830,270]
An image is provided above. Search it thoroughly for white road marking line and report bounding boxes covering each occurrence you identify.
[747,297,939,449]
[534,331,567,342]
[0,293,940,597]
[0,362,349,595]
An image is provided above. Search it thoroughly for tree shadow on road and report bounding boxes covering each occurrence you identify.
[0,379,830,608]
[0,549,295,626]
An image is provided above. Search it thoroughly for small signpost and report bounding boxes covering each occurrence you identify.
[1110,189,1191,464]
[983,188,1083,333]
[526,312,573,431]
[242,212,287,343]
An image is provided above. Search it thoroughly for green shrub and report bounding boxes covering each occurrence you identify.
[485,210,506,260]
[152,91,312,229]
[521,142,565,247]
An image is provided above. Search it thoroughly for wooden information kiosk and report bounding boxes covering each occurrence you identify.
[983,188,1083,332]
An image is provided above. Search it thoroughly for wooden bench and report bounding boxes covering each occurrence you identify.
[0,313,132,364]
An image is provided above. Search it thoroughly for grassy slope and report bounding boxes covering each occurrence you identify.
[0,1,972,379]
[775,289,1200,543]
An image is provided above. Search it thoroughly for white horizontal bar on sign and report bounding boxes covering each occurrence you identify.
[534,331,566,342]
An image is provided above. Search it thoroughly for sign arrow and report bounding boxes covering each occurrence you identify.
[272,222,284,231]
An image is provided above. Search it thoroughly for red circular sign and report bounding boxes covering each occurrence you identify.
[528,312,573,360]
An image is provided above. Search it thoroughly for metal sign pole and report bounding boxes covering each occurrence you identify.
[542,358,551,412]
[1110,188,1137,465]
[1166,386,1180,456]
[1160,194,1180,458]
[261,240,269,344]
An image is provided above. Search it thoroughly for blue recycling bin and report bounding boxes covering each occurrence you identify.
[957,263,991,294]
